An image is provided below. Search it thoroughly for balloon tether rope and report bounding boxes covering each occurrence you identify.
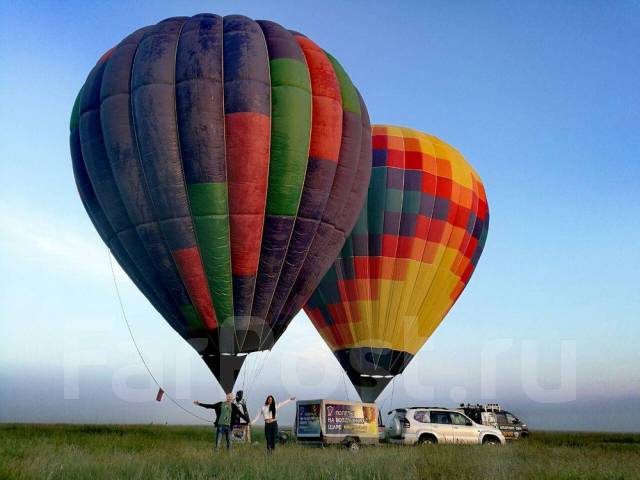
[246,349,272,399]
[240,352,249,391]
[341,370,350,401]
[389,376,396,411]
[108,250,211,423]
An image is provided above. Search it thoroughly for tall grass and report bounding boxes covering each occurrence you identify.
[1,424,638,479]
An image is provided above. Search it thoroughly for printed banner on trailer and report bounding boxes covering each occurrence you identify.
[324,403,377,435]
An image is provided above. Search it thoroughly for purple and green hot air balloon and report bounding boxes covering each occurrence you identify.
[70,14,371,392]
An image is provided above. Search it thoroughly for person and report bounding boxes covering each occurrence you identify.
[194,393,249,451]
[233,390,249,426]
[251,394,295,453]
[232,390,251,442]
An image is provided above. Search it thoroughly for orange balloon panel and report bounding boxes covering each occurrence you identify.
[304,125,489,401]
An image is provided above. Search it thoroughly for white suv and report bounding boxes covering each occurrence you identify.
[386,407,506,445]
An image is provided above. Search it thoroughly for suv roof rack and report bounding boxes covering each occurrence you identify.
[459,403,503,412]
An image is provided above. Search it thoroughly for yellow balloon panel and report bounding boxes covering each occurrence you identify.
[305,125,489,366]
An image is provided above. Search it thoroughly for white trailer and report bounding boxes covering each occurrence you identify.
[295,399,381,449]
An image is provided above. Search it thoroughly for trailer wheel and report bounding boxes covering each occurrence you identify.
[346,440,360,451]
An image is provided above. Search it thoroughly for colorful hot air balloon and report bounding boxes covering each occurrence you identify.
[69,14,371,392]
[304,125,489,402]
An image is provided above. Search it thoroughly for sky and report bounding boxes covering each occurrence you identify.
[0,0,639,431]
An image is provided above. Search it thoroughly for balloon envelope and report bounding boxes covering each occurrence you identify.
[304,125,489,402]
[70,14,371,392]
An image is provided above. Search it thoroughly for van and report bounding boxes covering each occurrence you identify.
[457,403,529,440]
[295,399,381,449]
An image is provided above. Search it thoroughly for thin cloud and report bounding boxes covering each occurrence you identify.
[0,200,130,284]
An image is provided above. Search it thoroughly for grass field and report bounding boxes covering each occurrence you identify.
[1,424,639,480]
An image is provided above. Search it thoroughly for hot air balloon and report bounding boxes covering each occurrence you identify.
[69,14,371,392]
[304,125,489,402]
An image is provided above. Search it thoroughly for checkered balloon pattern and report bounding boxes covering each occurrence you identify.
[304,125,489,401]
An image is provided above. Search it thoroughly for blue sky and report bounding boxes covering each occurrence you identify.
[1,1,639,431]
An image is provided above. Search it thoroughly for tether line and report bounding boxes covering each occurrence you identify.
[246,349,272,400]
[341,370,350,401]
[108,250,211,423]
[389,376,396,411]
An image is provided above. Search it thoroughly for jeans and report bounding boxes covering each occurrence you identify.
[216,425,231,451]
[265,421,278,452]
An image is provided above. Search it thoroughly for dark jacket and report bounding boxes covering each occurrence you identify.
[233,399,250,426]
[199,402,249,427]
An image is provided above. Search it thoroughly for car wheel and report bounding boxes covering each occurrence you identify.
[482,436,500,446]
[418,435,437,445]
